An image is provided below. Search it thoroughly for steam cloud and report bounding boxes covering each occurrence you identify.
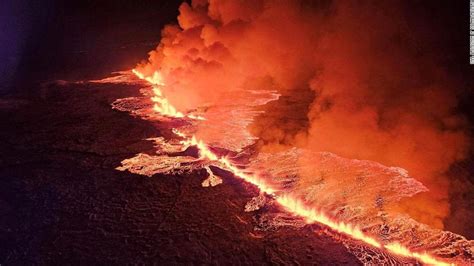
[136,0,471,230]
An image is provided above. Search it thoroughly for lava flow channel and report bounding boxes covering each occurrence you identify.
[133,69,453,266]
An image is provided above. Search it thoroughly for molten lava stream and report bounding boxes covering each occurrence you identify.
[132,69,453,266]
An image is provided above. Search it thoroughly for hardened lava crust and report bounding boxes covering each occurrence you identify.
[0,83,361,264]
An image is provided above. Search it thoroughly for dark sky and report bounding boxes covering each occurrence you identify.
[0,0,184,92]
[0,0,472,96]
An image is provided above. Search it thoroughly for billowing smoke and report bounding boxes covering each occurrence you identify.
[302,1,471,229]
[136,0,471,230]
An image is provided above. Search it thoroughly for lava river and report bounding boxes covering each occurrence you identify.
[90,69,474,265]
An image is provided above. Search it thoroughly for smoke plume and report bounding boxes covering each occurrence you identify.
[136,0,471,230]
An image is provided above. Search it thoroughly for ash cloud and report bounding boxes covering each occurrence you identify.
[136,0,472,231]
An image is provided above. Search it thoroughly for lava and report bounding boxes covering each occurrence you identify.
[132,69,204,120]
[132,69,453,266]
[132,69,184,118]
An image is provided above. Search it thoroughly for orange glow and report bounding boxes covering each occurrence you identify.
[132,69,204,120]
[176,129,276,194]
[132,69,164,85]
[385,243,451,266]
[276,195,381,248]
[132,68,453,266]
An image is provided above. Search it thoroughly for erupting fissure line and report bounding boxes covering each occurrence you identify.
[132,69,204,120]
[133,69,453,266]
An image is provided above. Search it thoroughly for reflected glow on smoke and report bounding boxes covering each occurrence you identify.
[133,69,453,266]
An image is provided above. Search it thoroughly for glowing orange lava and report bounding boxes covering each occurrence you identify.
[132,68,453,266]
[132,69,204,120]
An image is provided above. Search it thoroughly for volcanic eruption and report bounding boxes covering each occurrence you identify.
[2,0,473,265]
[105,1,474,264]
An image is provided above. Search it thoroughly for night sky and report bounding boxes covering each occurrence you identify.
[1,1,472,90]
[0,0,184,91]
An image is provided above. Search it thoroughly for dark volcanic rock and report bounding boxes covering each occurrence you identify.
[0,83,360,264]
